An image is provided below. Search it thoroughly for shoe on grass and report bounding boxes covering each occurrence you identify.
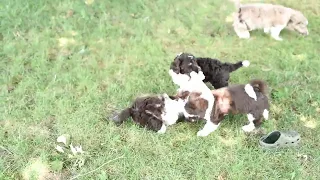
[259,130,300,149]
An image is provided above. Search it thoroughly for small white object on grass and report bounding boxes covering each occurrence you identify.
[70,144,78,155]
[242,60,250,67]
[75,146,84,154]
[70,144,85,155]
[55,145,64,153]
[57,135,67,145]
[263,109,269,120]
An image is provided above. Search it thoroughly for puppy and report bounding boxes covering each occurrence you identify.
[170,66,217,137]
[211,79,270,133]
[112,93,185,133]
[169,52,250,89]
[232,2,309,41]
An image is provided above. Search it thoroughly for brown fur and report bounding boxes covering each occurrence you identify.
[113,95,165,132]
[172,91,209,122]
[211,79,270,129]
[184,92,208,118]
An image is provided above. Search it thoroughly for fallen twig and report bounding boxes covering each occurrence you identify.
[0,145,13,155]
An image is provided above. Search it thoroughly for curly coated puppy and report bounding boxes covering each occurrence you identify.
[211,79,270,133]
[113,72,216,136]
[112,93,186,133]
[169,52,250,89]
[170,70,217,137]
[232,2,309,41]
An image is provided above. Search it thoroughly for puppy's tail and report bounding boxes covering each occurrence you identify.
[250,79,268,96]
[112,107,131,125]
[224,60,250,73]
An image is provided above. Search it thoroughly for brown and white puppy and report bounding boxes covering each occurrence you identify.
[170,70,217,137]
[173,91,208,122]
[112,93,186,134]
[232,2,309,41]
[211,79,270,132]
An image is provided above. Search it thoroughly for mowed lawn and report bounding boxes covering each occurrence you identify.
[1,0,320,179]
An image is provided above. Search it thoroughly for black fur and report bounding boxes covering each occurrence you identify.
[170,52,248,89]
[113,95,165,132]
[170,53,201,76]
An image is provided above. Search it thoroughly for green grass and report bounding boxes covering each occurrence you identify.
[1,0,320,179]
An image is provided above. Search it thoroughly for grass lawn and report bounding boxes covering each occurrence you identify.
[1,0,320,179]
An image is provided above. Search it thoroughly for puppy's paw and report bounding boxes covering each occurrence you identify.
[157,124,167,134]
[239,35,250,39]
[272,36,283,41]
[197,130,210,137]
[242,124,255,132]
[238,32,250,39]
[190,71,198,78]
[157,129,166,134]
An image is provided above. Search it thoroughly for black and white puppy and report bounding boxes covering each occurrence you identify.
[169,52,250,89]
[168,54,218,137]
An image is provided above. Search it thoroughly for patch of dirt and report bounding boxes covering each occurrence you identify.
[7,75,23,93]
[40,115,57,133]
[2,116,56,140]
[22,158,50,180]
[217,171,228,180]
[66,10,74,18]
[47,48,72,62]
[22,158,71,180]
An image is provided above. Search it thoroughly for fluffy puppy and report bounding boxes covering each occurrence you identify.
[112,93,185,133]
[169,52,250,89]
[170,68,217,137]
[211,79,270,133]
[232,2,309,41]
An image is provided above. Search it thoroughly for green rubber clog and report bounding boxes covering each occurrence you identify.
[259,130,301,149]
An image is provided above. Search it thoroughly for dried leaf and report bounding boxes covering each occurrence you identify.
[70,144,77,155]
[57,135,67,145]
[57,134,70,146]
[75,146,84,154]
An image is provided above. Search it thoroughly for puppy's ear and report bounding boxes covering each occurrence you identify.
[211,88,226,97]
[176,90,190,100]
[290,11,305,25]
[170,61,180,73]
[168,95,176,100]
